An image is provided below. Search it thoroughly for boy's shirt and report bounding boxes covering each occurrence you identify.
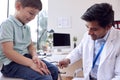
[0,15,31,65]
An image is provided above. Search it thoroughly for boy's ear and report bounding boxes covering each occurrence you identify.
[15,2,22,10]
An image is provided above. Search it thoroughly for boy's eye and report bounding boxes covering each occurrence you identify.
[29,12,34,15]
[91,28,98,31]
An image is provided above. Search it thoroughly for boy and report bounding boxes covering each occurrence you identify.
[0,0,58,80]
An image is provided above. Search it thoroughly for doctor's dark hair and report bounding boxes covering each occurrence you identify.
[81,3,114,28]
[15,0,42,11]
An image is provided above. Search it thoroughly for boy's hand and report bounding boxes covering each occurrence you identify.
[32,55,40,67]
[31,56,50,75]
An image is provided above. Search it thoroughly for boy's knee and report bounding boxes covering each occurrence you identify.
[38,75,53,80]
[53,65,59,74]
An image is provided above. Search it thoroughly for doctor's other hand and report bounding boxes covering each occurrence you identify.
[58,58,70,69]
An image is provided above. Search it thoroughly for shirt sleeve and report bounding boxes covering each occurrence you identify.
[66,32,88,64]
[0,20,14,43]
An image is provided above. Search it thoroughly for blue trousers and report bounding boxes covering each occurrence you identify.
[1,54,58,80]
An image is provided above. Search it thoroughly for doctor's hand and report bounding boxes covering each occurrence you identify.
[58,58,70,69]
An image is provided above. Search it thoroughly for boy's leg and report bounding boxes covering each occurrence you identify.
[25,54,59,80]
[1,62,53,80]
[42,60,59,80]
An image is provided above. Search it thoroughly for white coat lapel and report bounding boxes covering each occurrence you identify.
[83,39,94,78]
[99,39,113,65]
[87,39,95,69]
[99,28,116,66]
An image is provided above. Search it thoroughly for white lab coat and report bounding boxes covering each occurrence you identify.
[66,27,120,80]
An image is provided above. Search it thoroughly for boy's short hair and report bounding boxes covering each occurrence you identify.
[16,0,42,11]
[81,3,114,28]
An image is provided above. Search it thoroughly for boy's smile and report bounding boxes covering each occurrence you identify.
[15,2,39,24]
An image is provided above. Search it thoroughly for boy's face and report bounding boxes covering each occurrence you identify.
[15,2,40,24]
[85,21,111,40]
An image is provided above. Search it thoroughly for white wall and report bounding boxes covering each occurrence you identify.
[48,0,120,48]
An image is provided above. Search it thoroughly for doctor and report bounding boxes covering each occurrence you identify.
[58,3,120,80]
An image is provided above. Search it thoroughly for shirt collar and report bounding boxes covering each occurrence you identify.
[95,30,110,43]
[9,15,26,28]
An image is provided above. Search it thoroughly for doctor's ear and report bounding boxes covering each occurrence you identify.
[106,24,112,30]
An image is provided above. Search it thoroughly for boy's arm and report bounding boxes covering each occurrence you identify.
[27,41,51,74]
[27,40,38,57]
[2,41,50,75]
[1,41,33,67]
